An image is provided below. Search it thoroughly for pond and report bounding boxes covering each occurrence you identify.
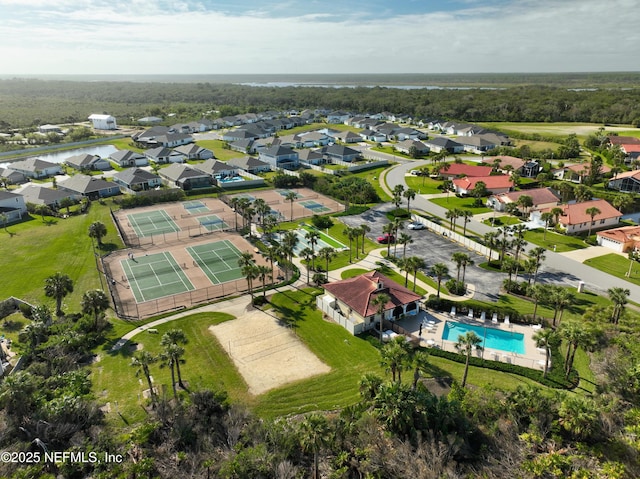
[1,144,118,167]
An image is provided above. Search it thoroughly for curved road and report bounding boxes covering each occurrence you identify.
[384,160,640,302]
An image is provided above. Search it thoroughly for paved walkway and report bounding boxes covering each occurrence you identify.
[558,245,620,262]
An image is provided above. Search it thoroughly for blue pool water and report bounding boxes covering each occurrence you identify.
[442,321,525,354]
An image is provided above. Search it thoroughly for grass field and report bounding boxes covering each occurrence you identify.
[0,202,123,310]
[404,175,443,195]
[430,196,492,214]
[483,215,521,227]
[351,165,392,202]
[479,122,640,140]
[584,253,640,287]
[194,139,245,161]
[523,228,587,252]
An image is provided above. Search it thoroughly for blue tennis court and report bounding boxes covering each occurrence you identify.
[233,193,255,201]
[197,214,230,231]
[299,200,332,213]
[276,189,302,198]
[183,200,210,214]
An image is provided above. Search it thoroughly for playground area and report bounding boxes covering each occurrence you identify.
[223,187,343,222]
[102,232,275,319]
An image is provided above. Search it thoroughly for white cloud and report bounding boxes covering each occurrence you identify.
[0,0,638,74]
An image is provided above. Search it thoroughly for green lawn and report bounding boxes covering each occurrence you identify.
[584,253,640,286]
[351,165,392,202]
[430,196,492,214]
[0,202,123,311]
[195,139,245,161]
[523,228,587,252]
[483,215,521,227]
[404,175,443,195]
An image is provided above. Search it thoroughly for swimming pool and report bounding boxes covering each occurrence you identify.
[442,321,525,354]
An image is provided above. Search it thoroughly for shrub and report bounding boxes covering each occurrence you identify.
[19,302,33,319]
[387,208,410,219]
[311,214,334,229]
[0,299,16,320]
[446,279,467,296]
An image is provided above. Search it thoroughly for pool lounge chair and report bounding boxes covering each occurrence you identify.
[480,311,486,321]
[491,313,498,324]
[504,315,510,325]
[468,309,474,319]
[450,306,456,317]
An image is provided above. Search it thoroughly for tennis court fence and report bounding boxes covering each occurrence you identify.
[115,223,236,248]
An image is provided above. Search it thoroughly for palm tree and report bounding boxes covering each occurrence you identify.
[445,209,458,230]
[299,413,331,479]
[0,213,8,232]
[237,251,255,269]
[371,293,390,343]
[228,197,240,230]
[44,272,74,316]
[392,218,405,256]
[451,252,470,282]
[380,336,410,382]
[392,184,405,208]
[461,209,473,236]
[317,246,336,282]
[550,286,575,327]
[282,231,299,275]
[540,211,554,240]
[403,188,416,212]
[131,351,158,407]
[585,206,601,237]
[430,263,449,298]
[483,231,499,264]
[529,247,547,284]
[459,254,473,283]
[81,289,109,330]
[411,350,430,390]
[533,328,560,378]
[264,245,279,283]
[300,247,314,285]
[398,257,410,288]
[242,264,259,299]
[551,206,564,226]
[608,287,630,324]
[161,329,188,388]
[530,283,547,321]
[285,191,298,221]
[405,256,426,293]
[253,198,270,230]
[398,232,413,258]
[256,265,271,297]
[382,222,395,257]
[34,204,48,221]
[343,226,357,263]
[305,230,320,270]
[455,331,482,387]
[88,221,107,246]
[160,343,184,399]
[360,224,371,254]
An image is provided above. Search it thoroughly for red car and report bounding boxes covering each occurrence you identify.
[377,233,395,244]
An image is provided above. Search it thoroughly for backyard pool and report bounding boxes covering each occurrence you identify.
[442,321,525,354]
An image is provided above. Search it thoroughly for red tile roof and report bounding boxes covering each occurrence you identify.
[453,175,514,191]
[611,169,640,180]
[609,136,640,145]
[486,155,525,170]
[597,225,640,247]
[439,163,493,177]
[493,187,560,206]
[322,271,422,318]
[539,199,621,226]
[622,145,640,153]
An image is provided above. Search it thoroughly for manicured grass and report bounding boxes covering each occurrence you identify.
[351,165,392,202]
[483,215,521,227]
[93,312,245,424]
[404,175,443,195]
[523,228,588,252]
[584,253,640,286]
[341,268,368,279]
[299,224,347,249]
[430,196,492,214]
[195,139,245,161]
[0,202,123,311]
[478,122,611,140]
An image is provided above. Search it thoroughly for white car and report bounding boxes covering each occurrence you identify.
[407,222,425,230]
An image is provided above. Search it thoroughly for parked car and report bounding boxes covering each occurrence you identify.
[407,221,425,230]
[377,233,395,244]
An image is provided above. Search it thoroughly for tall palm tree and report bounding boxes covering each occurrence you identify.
[392,218,405,256]
[237,251,255,269]
[392,184,405,208]
[550,286,575,327]
[380,336,410,382]
[305,230,320,270]
[264,245,279,283]
[398,232,413,258]
[461,209,473,236]
[161,329,188,388]
[228,197,240,230]
[533,328,559,378]
[253,198,270,231]
[530,283,547,321]
[371,293,390,343]
[459,254,474,284]
[256,265,271,297]
[403,188,416,212]
[608,286,630,324]
[285,191,298,221]
[529,246,547,284]
[551,206,564,226]
[317,247,336,282]
[241,264,259,299]
[160,343,184,399]
[300,247,314,285]
[131,351,158,407]
[411,350,430,390]
[44,272,74,316]
[282,231,299,273]
[540,211,554,240]
[451,252,469,282]
[360,224,371,254]
[483,231,499,264]
[81,289,110,330]
[299,413,331,479]
[343,226,357,263]
[382,223,395,257]
[405,256,426,293]
[455,331,482,388]
[585,206,601,237]
[430,263,449,298]
[88,221,107,246]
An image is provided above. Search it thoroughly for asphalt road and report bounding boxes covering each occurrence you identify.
[384,160,640,302]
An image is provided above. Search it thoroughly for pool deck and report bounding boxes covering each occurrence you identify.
[396,309,549,370]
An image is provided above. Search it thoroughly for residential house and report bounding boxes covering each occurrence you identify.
[453,175,514,196]
[112,169,162,193]
[597,225,640,253]
[553,163,612,183]
[532,199,621,235]
[88,114,117,130]
[326,111,351,124]
[425,137,464,154]
[488,156,541,178]
[394,127,424,141]
[335,131,361,144]
[38,124,63,134]
[320,271,422,334]
[608,169,640,193]
[299,131,332,147]
[229,139,256,154]
[109,149,149,167]
[58,175,120,200]
[438,163,493,180]
[7,158,63,179]
[159,163,212,190]
[222,129,260,142]
[359,129,387,142]
[19,185,74,208]
[152,133,194,148]
[487,187,560,213]
[298,149,325,165]
[608,136,640,146]
[64,154,111,171]
[174,144,215,160]
[0,167,27,185]
[259,145,299,170]
[145,147,186,164]
[132,126,172,145]
[457,135,498,154]
[226,156,271,174]
[395,140,429,155]
[194,159,238,178]
[0,190,27,223]
[321,144,361,163]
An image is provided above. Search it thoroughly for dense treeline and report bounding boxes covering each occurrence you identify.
[1,79,640,128]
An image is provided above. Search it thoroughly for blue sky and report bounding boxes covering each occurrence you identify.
[1,0,638,75]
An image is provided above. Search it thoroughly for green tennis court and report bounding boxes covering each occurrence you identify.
[183,200,210,214]
[187,240,245,285]
[197,214,230,231]
[232,193,255,201]
[300,200,332,213]
[127,210,180,237]
[276,189,302,198]
[121,252,195,302]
